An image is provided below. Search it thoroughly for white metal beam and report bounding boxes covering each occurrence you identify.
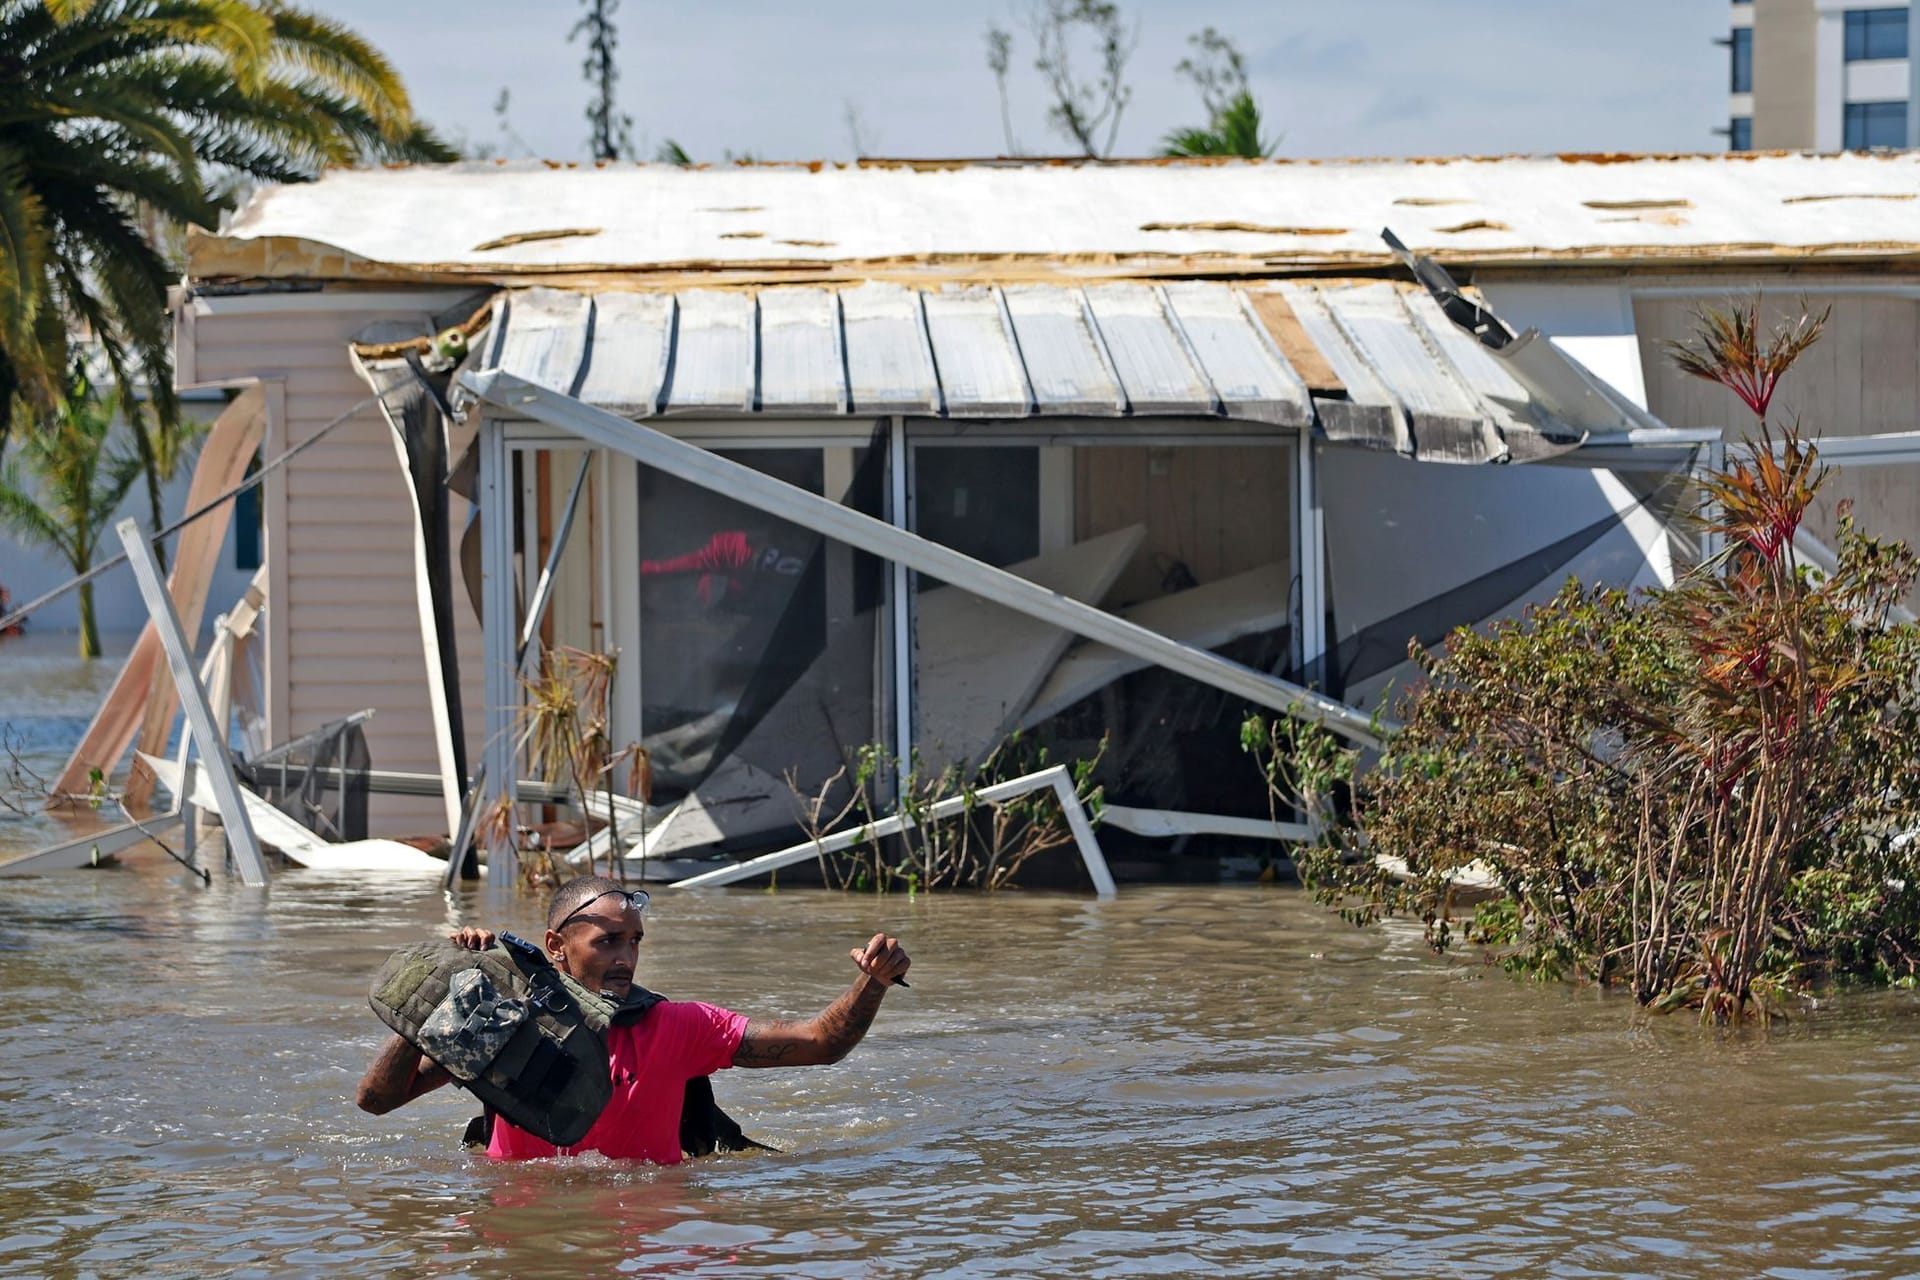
[116,518,268,886]
[888,414,915,770]
[1099,805,1312,842]
[668,764,1115,895]
[460,369,1387,749]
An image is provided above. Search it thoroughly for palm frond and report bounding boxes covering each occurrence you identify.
[40,0,102,24]
[0,456,74,560]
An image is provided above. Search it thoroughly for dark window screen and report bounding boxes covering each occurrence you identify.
[911,446,1039,568]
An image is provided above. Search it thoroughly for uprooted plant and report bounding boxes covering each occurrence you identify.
[515,645,650,889]
[1248,298,1920,1021]
[786,734,1106,893]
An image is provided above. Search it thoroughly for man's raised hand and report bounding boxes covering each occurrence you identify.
[449,927,496,951]
[850,932,911,988]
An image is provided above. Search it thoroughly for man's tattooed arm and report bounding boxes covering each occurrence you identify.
[733,974,891,1068]
[356,1034,453,1113]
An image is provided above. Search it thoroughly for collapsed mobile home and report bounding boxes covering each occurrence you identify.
[59,152,1920,882]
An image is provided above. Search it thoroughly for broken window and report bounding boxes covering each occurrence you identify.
[910,436,1297,821]
[631,442,888,850]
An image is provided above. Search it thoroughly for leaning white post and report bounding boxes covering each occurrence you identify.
[116,518,268,886]
[478,416,520,887]
[1048,770,1116,897]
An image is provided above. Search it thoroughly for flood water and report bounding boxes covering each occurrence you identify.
[8,639,1920,1278]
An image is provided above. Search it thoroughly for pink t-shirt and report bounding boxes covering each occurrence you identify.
[487,999,749,1163]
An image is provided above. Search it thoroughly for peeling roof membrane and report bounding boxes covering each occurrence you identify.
[195,152,1920,285]
[477,280,1585,464]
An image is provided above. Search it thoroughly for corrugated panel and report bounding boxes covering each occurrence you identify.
[839,282,941,415]
[1397,288,1579,463]
[576,292,674,417]
[662,289,756,413]
[757,287,847,414]
[1319,283,1496,463]
[489,287,590,394]
[1002,286,1126,415]
[473,282,1592,464]
[1163,284,1311,427]
[1084,285,1216,415]
[922,287,1032,417]
[1274,284,1409,453]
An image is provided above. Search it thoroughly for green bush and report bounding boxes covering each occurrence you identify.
[1249,301,1920,1020]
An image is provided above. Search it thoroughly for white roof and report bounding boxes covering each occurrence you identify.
[192,152,1920,285]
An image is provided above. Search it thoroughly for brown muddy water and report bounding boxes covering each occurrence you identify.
[7,639,1920,1277]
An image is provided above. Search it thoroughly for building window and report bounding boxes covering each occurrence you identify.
[1730,27,1754,92]
[1728,116,1753,151]
[1845,8,1910,61]
[234,454,262,570]
[1844,100,1909,148]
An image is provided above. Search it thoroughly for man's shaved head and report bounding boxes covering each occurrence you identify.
[546,874,627,931]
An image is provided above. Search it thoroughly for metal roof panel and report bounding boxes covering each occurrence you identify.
[757,287,847,414]
[1002,286,1127,415]
[1163,284,1312,427]
[922,287,1032,417]
[839,282,941,415]
[662,289,756,413]
[576,292,674,417]
[1084,285,1216,415]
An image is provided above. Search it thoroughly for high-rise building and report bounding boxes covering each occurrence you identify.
[1727,0,1915,150]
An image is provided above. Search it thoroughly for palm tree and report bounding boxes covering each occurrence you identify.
[0,368,144,657]
[1161,90,1277,160]
[0,0,454,550]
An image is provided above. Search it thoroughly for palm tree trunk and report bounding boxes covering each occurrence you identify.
[77,580,101,658]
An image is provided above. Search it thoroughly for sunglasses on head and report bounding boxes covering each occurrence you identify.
[554,888,651,932]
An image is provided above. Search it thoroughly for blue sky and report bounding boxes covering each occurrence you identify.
[319,1,1734,163]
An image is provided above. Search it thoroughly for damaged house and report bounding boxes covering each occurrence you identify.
[67,152,1920,883]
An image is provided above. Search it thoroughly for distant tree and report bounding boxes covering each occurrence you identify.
[1161,28,1278,159]
[844,100,881,160]
[985,25,1023,156]
[0,0,452,562]
[573,0,635,161]
[981,0,1138,159]
[655,139,692,166]
[451,88,535,161]
[0,369,144,657]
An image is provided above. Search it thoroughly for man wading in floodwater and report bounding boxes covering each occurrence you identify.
[356,873,910,1162]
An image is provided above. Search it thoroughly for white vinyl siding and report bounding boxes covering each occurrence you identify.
[182,291,483,836]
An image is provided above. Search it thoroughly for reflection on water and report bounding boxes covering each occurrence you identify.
[1,866,1920,1279]
[8,633,1920,1277]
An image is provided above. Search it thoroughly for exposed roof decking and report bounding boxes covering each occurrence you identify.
[477,279,1584,464]
[193,153,1920,287]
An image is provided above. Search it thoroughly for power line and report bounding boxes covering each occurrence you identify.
[0,394,379,636]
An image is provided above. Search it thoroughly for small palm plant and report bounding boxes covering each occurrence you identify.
[0,371,142,656]
[1162,91,1276,159]
[520,646,649,885]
